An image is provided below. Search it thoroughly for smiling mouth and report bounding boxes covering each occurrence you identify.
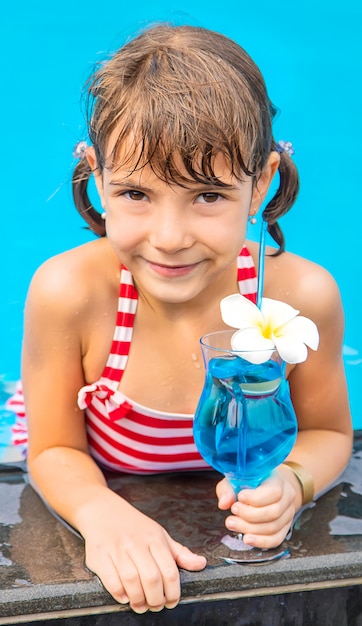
[146,260,201,277]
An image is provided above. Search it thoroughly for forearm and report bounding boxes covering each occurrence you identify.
[28,446,128,535]
[280,428,353,509]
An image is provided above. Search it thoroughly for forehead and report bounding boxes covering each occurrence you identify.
[103,129,242,186]
[104,152,239,189]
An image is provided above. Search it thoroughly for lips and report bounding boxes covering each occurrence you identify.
[146,260,201,278]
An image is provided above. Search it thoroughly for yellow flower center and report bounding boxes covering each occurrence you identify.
[261,320,274,340]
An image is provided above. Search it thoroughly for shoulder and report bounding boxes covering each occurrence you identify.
[27,238,119,318]
[246,240,344,332]
[270,250,342,327]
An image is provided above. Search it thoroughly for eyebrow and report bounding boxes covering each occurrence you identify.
[109,179,240,192]
[109,180,153,192]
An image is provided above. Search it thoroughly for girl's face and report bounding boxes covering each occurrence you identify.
[88,142,279,308]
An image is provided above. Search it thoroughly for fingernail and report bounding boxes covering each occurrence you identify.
[132,604,149,614]
[231,503,239,515]
[243,535,255,546]
[165,602,179,610]
[149,605,165,613]
[119,594,129,604]
[227,518,236,530]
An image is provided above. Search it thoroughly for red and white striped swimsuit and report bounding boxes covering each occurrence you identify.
[77,246,257,474]
[8,247,257,472]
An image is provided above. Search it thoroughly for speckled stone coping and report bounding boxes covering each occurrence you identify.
[0,434,361,624]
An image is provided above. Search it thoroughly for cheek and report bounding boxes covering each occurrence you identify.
[105,211,144,247]
[202,212,248,251]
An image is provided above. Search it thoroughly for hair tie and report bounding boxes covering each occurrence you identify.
[276,140,295,156]
[72,141,89,160]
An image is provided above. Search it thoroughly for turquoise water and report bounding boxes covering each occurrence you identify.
[0,1,361,433]
[193,357,298,491]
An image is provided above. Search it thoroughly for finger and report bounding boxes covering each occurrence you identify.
[231,497,290,524]
[85,553,129,605]
[169,539,207,572]
[149,543,181,610]
[125,541,179,613]
[242,523,292,549]
[237,475,283,507]
[216,477,236,509]
[115,552,150,614]
[225,515,292,549]
[225,505,294,538]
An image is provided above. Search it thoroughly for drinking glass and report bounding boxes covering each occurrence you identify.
[193,330,298,562]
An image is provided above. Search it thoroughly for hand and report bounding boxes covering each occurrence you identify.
[82,494,207,613]
[216,470,297,549]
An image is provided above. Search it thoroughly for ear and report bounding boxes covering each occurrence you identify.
[86,146,106,208]
[249,151,280,216]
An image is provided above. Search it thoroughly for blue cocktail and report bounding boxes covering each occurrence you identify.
[193,330,297,494]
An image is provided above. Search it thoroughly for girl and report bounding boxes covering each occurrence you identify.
[17,24,352,614]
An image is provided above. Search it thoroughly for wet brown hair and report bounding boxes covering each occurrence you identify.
[72,23,299,251]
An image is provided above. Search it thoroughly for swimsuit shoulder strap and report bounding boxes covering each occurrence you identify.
[237,246,257,303]
[101,265,139,383]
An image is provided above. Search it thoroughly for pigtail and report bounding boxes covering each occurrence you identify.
[72,158,106,237]
[262,143,300,254]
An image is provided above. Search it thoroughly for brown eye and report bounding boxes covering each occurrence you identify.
[125,190,146,201]
[199,193,222,203]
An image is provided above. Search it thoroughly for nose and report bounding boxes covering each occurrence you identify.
[148,205,194,252]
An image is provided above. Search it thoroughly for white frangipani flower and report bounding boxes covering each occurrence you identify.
[220,294,319,365]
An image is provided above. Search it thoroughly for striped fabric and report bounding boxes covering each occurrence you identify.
[6,382,27,448]
[7,247,257,473]
[78,246,257,473]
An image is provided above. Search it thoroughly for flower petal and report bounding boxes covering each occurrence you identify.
[278,316,319,351]
[261,297,300,330]
[273,336,308,364]
[231,328,275,364]
[220,294,263,330]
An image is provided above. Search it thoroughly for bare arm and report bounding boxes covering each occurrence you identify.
[283,262,352,498]
[217,256,353,546]
[23,251,205,613]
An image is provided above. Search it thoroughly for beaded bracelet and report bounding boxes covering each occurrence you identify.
[283,461,315,506]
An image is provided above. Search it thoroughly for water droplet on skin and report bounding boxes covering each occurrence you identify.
[191,352,202,368]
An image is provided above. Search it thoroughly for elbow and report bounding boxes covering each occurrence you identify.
[339,425,354,471]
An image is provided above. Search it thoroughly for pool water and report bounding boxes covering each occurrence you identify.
[0,1,361,454]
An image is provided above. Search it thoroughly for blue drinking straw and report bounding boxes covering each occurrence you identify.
[256,219,268,309]
[256,219,287,376]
